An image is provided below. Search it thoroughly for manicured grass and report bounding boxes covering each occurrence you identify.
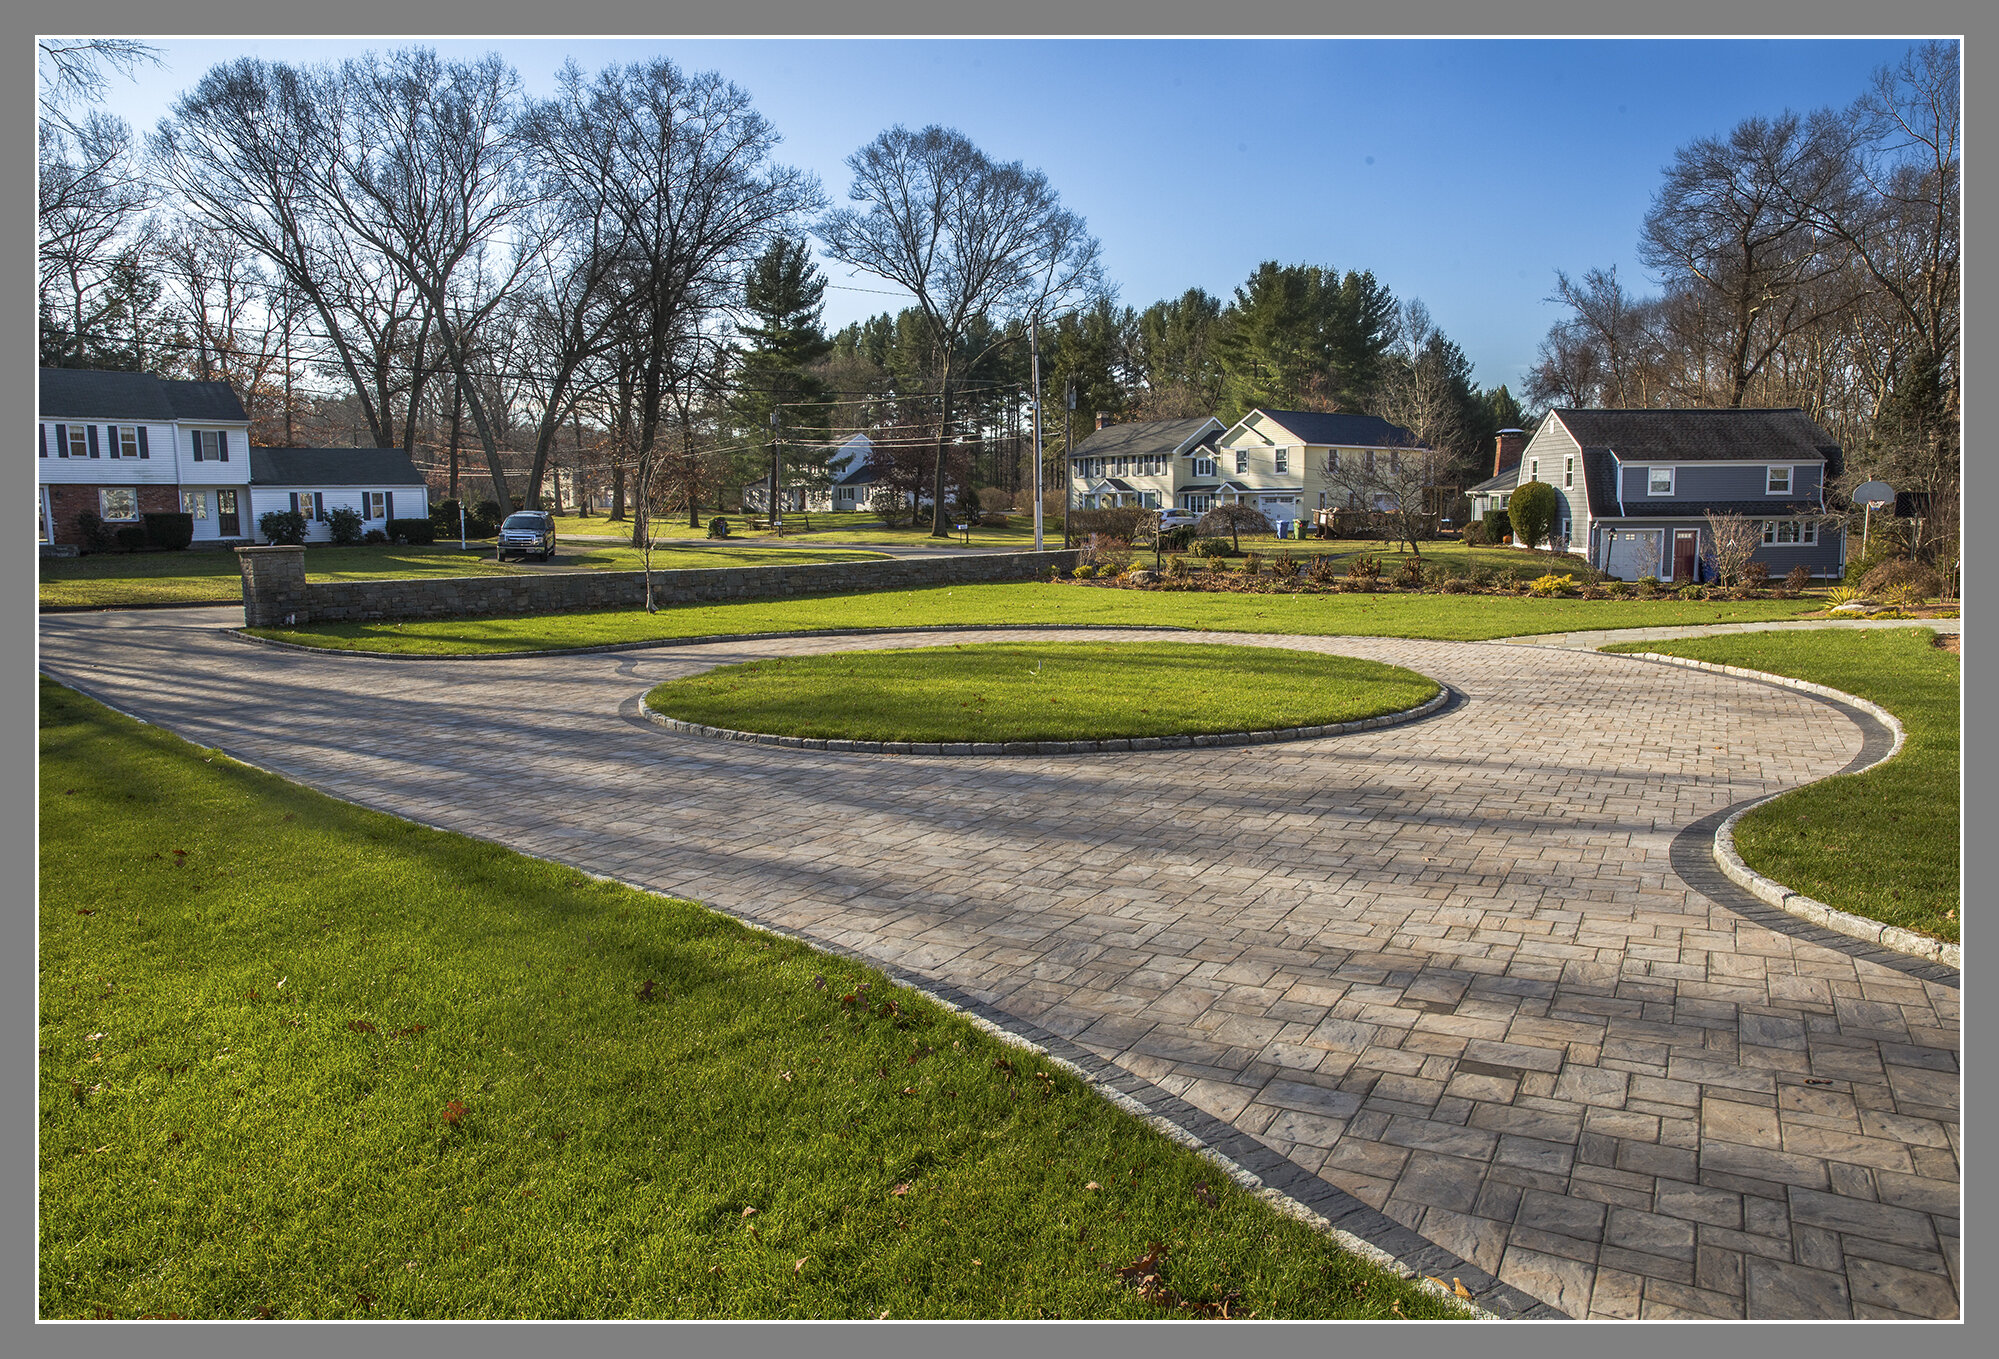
[645,641,1438,744]
[1197,538,1597,585]
[38,678,1458,1320]
[39,542,887,609]
[1601,628,1958,943]
[248,582,1822,656]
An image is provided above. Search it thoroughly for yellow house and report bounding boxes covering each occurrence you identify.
[1210,409,1426,531]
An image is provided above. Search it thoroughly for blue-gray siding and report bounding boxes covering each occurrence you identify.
[1590,518,1845,578]
[1617,461,1824,506]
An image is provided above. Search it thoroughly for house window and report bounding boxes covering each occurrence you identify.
[1564,455,1574,488]
[69,427,91,459]
[112,425,139,459]
[1767,466,1793,494]
[1183,493,1213,513]
[100,488,139,521]
[1274,448,1289,473]
[1528,458,1538,481]
[1234,450,1249,474]
[182,491,209,520]
[1648,466,1675,495]
[365,492,388,520]
[1193,457,1215,477]
[1761,521,1817,545]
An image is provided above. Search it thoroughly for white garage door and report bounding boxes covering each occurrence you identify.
[1605,530,1662,581]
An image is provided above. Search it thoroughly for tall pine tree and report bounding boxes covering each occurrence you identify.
[731,237,835,511]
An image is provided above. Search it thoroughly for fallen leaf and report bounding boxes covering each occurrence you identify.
[636,979,658,1002]
[812,975,826,990]
[1085,1181,1100,1191]
[741,1206,757,1218]
[346,1019,377,1034]
[441,1099,467,1126]
[876,1310,889,1320]
[779,1070,793,1082]
[1453,1278,1474,1300]
[1193,1183,1218,1208]
[892,1183,910,1197]
[1391,1301,1406,1318]
[76,908,95,916]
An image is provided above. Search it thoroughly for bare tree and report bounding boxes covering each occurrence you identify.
[1701,511,1762,586]
[818,125,1102,536]
[1321,443,1440,556]
[1640,112,1860,406]
[39,39,161,141]
[1195,501,1272,553]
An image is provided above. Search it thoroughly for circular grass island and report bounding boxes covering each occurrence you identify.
[643,641,1441,748]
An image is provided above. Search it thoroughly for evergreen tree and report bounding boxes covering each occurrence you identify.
[730,238,835,509]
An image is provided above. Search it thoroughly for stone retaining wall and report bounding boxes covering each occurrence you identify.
[235,545,1083,627]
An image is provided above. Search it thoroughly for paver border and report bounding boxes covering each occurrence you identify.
[38,665,1540,1320]
[638,681,1452,756]
[1613,649,1958,971]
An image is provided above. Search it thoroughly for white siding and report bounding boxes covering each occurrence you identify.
[171,424,255,487]
[250,485,429,542]
[38,420,182,484]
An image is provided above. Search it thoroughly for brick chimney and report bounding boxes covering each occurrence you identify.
[1096,411,1111,431]
[1493,429,1527,477]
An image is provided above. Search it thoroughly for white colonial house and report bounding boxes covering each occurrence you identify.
[39,367,255,548]
[248,447,432,543]
[742,433,878,514]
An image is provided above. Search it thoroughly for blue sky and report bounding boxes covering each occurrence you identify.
[87,36,1930,396]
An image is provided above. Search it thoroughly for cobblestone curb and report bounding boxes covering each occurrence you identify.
[1618,651,1958,971]
[639,682,1452,757]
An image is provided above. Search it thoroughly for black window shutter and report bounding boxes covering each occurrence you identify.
[219,431,229,462]
[39,425,48,458]
[55,424,67,458]
[315,492,324,519]
[290,492,299,515]
[192,430,203,462]
[137,426,149,459]
[87,425,99,458]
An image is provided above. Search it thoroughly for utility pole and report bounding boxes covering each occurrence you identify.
[1030,319,1044,552]
[1063,376,1076,549]
[768,407,782,534]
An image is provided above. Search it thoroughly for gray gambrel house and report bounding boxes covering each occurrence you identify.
[1506,408,1846,582]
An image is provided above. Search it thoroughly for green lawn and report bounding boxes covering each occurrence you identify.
[38,677,1458,1321]
[248,582,1822,656]
[645,641,1438,744]
[39,542,888,610]
[1601,629,1958,942]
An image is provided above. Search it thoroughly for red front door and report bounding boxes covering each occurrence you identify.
[1672,529,1698,583]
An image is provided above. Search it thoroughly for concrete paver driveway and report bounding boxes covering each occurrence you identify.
[39,609,1959,1320]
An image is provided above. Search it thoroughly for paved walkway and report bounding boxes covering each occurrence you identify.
[38,610,1959,1320]
[1503,617,1961,650]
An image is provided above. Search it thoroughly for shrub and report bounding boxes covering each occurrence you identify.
[1345,554,1382,582]
[387,517,435,545]
[1785,564,1813,593]
[1463,520,1489,547]
[141,511,195,551]
[1607,580,1632,598]
[1081,534,1133,576]
[707,516,731,540]
[1481,507,1512,544]
[1635,574,1661,598]
[1071,563,1097,579]
[1743,560,1771,588]
[1070,505,1154,545]
[74,511,114,554]
[1271,551,1297,578]
[1158,526,1196,553]
[1825,586,1865,607]
[1675,582,1709,601]
[976,487,1014,514]
[1508,481,1561,550]
[1881,582,1929,608]
[363,528,389,544]
[1192,537,1235,559]
[258,509,307,546]
[1398,556,1424,588]
[1579,582,1605,600]
[868,488,910,529]
[1306,554,1338,585]
[1529,572,1578,597]
[1859,557,1941,600]
[114,525,149,552]
[1163,554,1189,581]
[327,505,365,546]
[1242,552,1264,577]
[1439,575,1470,594]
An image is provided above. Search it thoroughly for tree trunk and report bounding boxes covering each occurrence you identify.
[930,361,955,537]
[446,376,463,498]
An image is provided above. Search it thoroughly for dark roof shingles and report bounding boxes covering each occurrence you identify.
[1553,407,1838,464]
[1251,409,1421,449]
[250,447,428,487]
[1073,417,1219,460]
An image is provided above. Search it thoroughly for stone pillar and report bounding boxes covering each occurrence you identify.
[236,545,309,627]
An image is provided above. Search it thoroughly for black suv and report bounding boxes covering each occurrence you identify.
[496,511,557,562]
